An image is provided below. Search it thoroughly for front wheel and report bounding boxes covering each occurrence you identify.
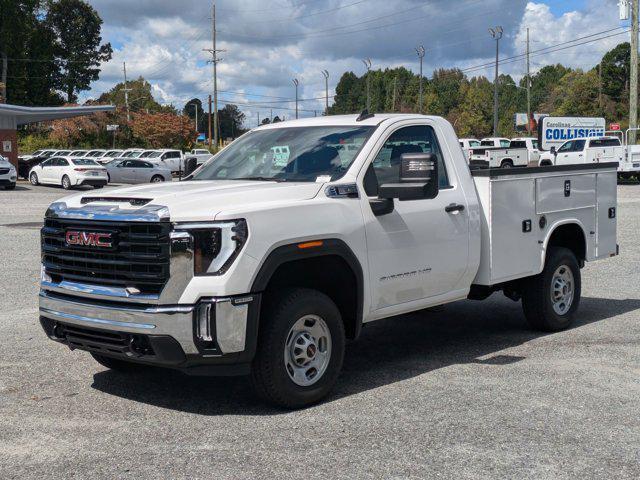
[251,288,345,409]
[29,172,39,185]
[522,247,581,331]
[4,183,16,190]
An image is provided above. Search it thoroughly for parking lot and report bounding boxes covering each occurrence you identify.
[0,181,639,479]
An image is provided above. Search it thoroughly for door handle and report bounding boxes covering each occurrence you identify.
[445,203,465,213]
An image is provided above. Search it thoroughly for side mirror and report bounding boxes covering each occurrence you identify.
[550,146,557,156]
[378,153,439,201]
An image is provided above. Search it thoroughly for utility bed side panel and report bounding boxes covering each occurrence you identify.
[471,163,618,286]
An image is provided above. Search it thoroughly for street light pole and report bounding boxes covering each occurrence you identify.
[489,26,503,136]
[322,70,329,114]
[416,45,425,113]
[292,78,299,119]
[362,58,372,111]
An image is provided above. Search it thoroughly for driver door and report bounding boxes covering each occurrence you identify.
[361,122,470,314]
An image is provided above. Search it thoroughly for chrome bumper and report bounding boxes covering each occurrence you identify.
[39,289,253,356]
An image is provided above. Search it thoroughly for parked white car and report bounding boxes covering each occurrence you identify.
[105,159,172,184]
[142,149,184,173]
[0,155,17,190]
[29,157,108,190]
[95,150,125,165]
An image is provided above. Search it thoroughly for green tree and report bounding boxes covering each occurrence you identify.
[218,104,246,139]
[600,42,631,100]
[46,0,113,102]
[0,0,63,105]
[97,77,172,114]
[183,98,207,133]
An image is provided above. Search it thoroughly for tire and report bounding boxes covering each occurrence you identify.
[106,173,111,183]
[29,172,39,186]
[522,247,581,332]
[90,353,145,372]
[61,175,72,190]
[540,160,553,167]
[93,185,103,189]
[150,175,164,183]
[4,183,16,190]
[251,288,345,409]
[501,160,513,169]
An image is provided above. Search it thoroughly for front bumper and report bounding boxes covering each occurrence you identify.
[39,289,260,375]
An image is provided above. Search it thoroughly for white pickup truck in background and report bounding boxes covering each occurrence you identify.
[481,137,541,168]
[185,148,215,167]
[468,137,511,162]
[459,138,480,160]
[38,114,618,408]
[538,137,624,169]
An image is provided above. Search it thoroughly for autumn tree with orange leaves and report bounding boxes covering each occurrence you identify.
[130,112,196,149]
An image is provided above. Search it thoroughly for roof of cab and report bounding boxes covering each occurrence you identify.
[255,113,438,129]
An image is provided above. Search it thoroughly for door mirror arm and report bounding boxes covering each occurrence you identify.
[369,198,394,216]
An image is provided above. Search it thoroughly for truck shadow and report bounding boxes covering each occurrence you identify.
[90,296,640,415]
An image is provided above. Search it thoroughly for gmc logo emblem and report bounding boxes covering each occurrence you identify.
[65,231,113,248]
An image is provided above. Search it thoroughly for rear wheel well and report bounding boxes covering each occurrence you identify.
[260,255,360,340]
[547,223,586,262]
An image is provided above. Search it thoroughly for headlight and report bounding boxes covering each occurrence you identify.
[179,220,248,276]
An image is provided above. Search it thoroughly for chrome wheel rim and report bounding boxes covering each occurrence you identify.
[551,265,574,315]
[30,174,37,185]
[152,176,163,183]
[284,315,332,387]
[62,177,70,189]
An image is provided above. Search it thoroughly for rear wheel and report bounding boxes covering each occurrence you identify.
[251,288,345,409]
[61,175,72,190]
[501,160,513,168]
[522,247,581,331]
[151,175,164,183]
[29,172,39,185]
[91,353,145,372]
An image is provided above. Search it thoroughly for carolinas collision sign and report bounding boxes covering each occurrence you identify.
[538,116,606,151]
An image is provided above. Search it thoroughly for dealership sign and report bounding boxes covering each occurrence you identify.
[538,116,606,151]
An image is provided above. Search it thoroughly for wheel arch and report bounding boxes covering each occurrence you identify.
[251,239,364,340]
[542,221,587,268]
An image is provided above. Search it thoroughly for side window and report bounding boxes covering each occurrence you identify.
[140,162,153,168]
[558,141,573,153]
[572,140,586,152]
[500,140,510,148]
[59,159,69,166]
[363,125,450,197]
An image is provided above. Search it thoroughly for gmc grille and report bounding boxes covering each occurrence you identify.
[41,218,171,294]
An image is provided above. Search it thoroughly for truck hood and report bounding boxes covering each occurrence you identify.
[58,180,325,222]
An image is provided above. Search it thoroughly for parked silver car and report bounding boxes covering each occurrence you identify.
[105,159,172,184]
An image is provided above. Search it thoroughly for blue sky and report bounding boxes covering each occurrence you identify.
[83,0,626,122]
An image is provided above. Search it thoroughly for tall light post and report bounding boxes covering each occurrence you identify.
[416,45,425,114]
[292,78,299,119]
[362,58,372,111]
[322,70,329,114]
[489,26,503,136]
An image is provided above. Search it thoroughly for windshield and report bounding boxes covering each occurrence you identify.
[72,159,99,166]
[145,151,161,158]
[192,126,374,182]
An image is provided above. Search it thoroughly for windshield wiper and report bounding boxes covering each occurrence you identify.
[229,176,288,182]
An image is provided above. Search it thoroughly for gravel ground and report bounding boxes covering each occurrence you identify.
[0,181,639,479]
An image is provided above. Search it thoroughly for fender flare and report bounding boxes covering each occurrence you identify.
[250,238,365,339]
[539,220,588,272]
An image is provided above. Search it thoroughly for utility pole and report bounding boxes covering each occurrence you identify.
[598,62,603,112]
[322,70,329,113]
[203,2,224,150]
[631,0,639,144]
[489,26,503,136]
[270,108,273,122]
[208,95,212,147]
[526,28,532,135]
[0,51,7,103]
[292,78,299,119]
[123,62,132,122]
[362,58,372,111]
[416,45,425,114]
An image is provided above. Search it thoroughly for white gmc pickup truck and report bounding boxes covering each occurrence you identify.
[39,114,618,408]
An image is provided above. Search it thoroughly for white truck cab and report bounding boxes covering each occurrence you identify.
[38,114,618,408]
[144,149,184,173]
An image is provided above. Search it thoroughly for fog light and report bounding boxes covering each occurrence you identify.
[197,302,214,342]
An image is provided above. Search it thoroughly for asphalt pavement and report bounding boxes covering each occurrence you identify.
[0,181,639,479]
